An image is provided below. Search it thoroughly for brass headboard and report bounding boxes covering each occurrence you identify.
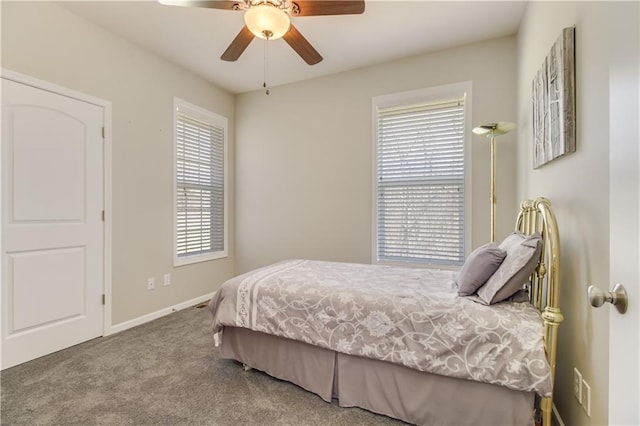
[515,197,563,426]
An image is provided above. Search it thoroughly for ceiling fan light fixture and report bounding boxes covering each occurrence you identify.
[244,4,291,40]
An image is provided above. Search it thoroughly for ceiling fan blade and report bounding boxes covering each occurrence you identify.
[291,1,365,16]
[283,24,322,65]
[158,0,242,11]
[221,26,255,61]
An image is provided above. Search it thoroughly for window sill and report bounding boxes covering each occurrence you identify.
[373,259,461,271]
[174,250,228,267]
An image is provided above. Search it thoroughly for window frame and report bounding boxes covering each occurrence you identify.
[371,82,472,268]
[173,97,228,267]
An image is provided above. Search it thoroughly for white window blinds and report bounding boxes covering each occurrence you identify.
[175,100,226,263]
[375,98,466,265]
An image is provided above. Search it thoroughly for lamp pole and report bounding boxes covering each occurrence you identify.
[490,134,497,242]
[472,122,516,243]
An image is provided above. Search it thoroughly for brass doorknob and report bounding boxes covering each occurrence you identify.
[588,283,628,314]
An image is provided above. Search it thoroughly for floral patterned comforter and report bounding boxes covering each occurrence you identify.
[209,259,552,396]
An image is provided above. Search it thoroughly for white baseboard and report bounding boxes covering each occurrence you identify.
[106,292,215,336]
[553,403,566,426]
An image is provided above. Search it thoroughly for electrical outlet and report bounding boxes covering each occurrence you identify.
[582,379,591,416]
[147,277,155,290]
[573,368,582,403]
[163,273,171,286]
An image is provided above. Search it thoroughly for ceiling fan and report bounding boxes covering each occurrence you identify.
[159,0,366,65]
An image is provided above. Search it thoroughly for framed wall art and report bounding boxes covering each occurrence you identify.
[532,26,576,168]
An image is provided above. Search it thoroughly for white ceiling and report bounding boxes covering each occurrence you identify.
[58,1,527,94]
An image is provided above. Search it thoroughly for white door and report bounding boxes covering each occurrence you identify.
[608,3,639,424]
[1,77,104,369]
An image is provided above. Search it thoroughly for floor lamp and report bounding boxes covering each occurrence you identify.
[472,122,516,242]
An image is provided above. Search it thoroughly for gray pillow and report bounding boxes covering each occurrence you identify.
[456,243,507,296]
[475,232,543,305]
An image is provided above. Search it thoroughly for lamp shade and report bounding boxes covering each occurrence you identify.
[244,4,291,40]
[472,122,516,138]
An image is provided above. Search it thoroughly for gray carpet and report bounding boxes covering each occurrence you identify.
[1,305,405,425]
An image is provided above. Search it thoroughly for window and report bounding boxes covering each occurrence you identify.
[173,98,228,266]
[373,83,471,267]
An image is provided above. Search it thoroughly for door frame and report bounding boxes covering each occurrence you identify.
[607,3,640,423]
[1,68,113,337]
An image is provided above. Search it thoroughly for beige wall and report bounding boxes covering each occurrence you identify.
[235,36,518,273]
[4,0,635,421]
[1,1,236,325]
[516,2,637,424]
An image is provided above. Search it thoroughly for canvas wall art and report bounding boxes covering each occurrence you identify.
[532,27,576,168]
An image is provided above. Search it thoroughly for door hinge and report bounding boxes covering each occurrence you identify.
[101,127,105,138]
[102,294,106,305]
[102,210,105,221]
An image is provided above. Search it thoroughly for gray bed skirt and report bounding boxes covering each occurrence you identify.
[220,327,535,425]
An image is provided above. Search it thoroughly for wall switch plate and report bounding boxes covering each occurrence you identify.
[147,277,155,290]
[582,379,591,416]
[163,273,171,286]
[573,368,582,403]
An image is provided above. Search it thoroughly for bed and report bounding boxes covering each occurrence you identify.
[208,197,563,425]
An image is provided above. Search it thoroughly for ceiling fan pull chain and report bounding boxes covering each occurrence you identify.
[263,34,270,95]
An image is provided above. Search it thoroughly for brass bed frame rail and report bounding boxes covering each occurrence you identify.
[516,197,563,426]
